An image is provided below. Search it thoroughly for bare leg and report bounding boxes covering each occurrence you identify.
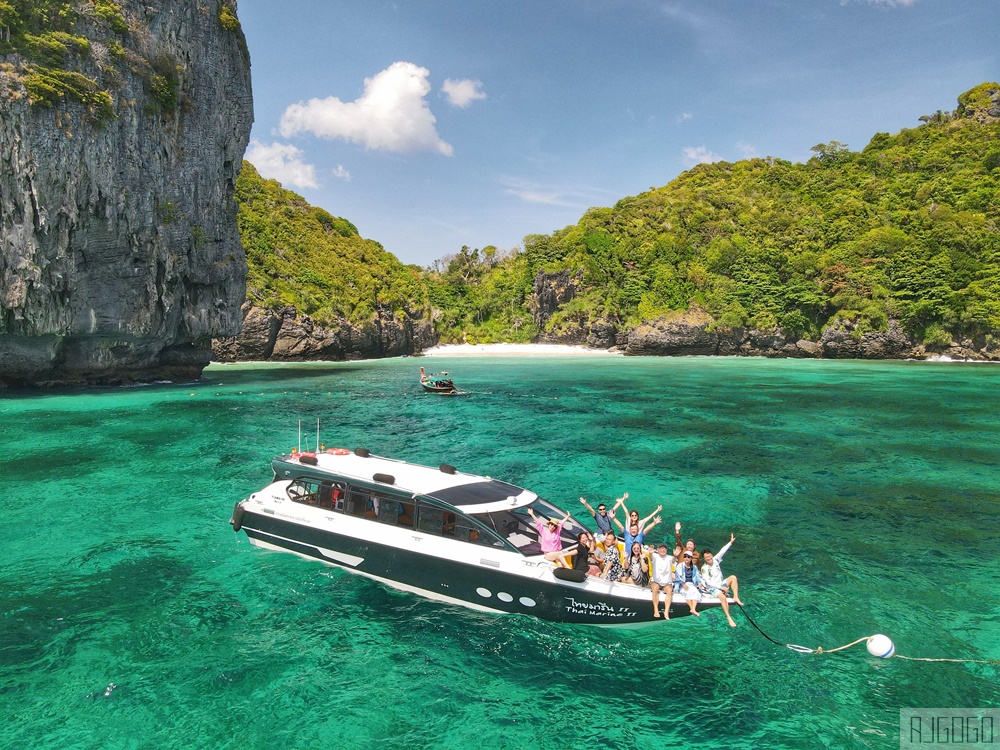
[651,583,661,618]
[726,575,742,605]
[686,586,699,615]
[718,591,736,627]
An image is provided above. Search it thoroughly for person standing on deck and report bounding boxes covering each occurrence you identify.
[579,495,622,535]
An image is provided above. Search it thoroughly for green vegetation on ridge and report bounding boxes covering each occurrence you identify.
[437,84,1000,346]
[238,84,1000,349]
[236,163,427,328]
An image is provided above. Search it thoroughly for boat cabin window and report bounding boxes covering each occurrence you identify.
[286,478,347,510]
[414,505,505,548]
[344,487,415,527]
[472,499,583,556]
[344,488,369,518]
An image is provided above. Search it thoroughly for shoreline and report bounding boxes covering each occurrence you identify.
[420,343,622,357]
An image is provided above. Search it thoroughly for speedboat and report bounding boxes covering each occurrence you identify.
[230,448,727,625]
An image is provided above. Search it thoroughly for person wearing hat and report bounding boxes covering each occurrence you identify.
[526,507,571,556]
[673,548,703,616]
[649,542,676,619]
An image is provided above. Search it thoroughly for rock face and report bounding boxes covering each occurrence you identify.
[212,304,436,362]
[620,310,1000,361]
[0,1,253,387]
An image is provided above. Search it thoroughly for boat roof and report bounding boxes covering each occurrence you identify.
[273,450,539,513]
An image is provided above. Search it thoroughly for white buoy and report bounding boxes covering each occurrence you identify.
[867,634,895,658]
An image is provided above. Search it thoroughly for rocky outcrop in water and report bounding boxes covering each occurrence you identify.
[212,304,436,362]
[0,1,253,387]
[621,309,1000,361]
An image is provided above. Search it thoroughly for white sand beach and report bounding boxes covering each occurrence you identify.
[421,343,620,357]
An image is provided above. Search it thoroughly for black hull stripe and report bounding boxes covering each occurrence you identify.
[242,514,719,625]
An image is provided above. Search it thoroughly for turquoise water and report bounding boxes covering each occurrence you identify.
[2,355,999,749]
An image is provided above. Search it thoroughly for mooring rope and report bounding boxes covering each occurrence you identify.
[734,603,1000,664]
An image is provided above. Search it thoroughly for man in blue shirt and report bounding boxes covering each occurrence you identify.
[579,495,621,535]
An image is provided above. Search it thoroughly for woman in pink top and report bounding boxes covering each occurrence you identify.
[526,508,571,553]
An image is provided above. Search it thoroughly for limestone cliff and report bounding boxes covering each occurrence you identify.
[0,0,252,387]
[213,304,436,362]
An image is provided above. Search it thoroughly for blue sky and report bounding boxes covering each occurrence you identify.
[237,0,999,268]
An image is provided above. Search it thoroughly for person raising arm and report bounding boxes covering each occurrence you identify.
[526,508,571,555]
[579,496,616,535]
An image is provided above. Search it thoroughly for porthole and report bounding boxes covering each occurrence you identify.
[476,587,492,598]
[497,592,513,603]
[519,597,536,607]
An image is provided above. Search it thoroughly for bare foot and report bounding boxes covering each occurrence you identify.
[691,610,700,617]
[727,619,737,627]
[653,611,661,619]
[734,598,744,606]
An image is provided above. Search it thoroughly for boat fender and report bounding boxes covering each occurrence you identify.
[327,448,350,455]
[299,453,319,466]
[354,447,371,457]
[230,501,245,533]
[553,568,587,583]
[439,463,456,474]
[866,634,895,658]
[373,472,395,485]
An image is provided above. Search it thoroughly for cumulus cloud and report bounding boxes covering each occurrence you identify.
[736,141,758,159]
[442,78,486,108]
[246,140,318,189]
[279,61,454,156]
[682,146,724,167]
[332,165,351,181]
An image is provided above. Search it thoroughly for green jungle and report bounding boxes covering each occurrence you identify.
[238,83,1000,347]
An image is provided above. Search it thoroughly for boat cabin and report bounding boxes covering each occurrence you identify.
[272,452,583,557]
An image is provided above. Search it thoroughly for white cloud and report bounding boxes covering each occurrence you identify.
[845,0,915,6]
[500,177,576,206]
[681,146,724,167]
[279,61,454,156]
[246,140,318,189]
[442,78,486,108]
[675,112,693,124]
[736,141,758,159]
[332,165,351,181]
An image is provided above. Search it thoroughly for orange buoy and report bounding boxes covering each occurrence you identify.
[327,447,350,455]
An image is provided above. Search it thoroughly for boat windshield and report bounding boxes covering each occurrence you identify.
[470,498,586,557]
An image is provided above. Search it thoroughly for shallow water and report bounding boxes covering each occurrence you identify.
[2,356,998,749]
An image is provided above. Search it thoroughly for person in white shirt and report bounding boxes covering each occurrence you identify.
[649,543,676,619]
[700,533,742,627]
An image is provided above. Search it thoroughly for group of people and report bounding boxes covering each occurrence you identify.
[533,494,743,626]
